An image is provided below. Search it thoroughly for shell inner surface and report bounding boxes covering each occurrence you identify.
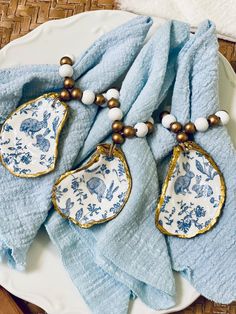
[156,141,225,238]
[0,93,68,177]
[52,143,132,228]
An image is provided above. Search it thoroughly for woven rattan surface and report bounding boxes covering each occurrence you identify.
[0,1,235,314]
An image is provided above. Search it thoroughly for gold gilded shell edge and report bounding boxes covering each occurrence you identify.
[155,141,226,239]
[0,92,69,178]
[52,143,132,229]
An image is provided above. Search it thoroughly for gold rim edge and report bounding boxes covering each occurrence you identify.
[155,141,226,239]
[52,143,132,229]
[0,92,69,178]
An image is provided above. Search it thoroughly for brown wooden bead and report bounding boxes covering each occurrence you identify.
[176,132,189,143]
[159,110,170,121]
[71,88,82,100]
[146,122,154,134]
[112,121,124,132]
[59,89,71,101]
[60,56,73,66]
[95,94,106,106]
[107,98,120,109]
[184,122,196,134]
[170,122,182,133]
[208,114,220,126]
[123,126,136,138]
[64,77,75,89]
[112,133,125,144]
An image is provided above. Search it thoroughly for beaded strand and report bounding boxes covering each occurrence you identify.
[160,110,230,143]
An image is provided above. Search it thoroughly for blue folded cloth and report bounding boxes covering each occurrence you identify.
[0,16,152,270]
[150,20,236,303]
[46,20,189,311]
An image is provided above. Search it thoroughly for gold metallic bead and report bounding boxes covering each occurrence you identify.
[112,121,124,132]
[71,88,82,100]
[176,132,189,143]
[112,133,125,144]
[123,126,136,138]
[64,77,75,89]
[146,122,154,134]
[208,114,220,126]
[95,94,106,106]
[59,89,71,101]
[107,98,120,109]
[170,122,182,133]
[60,56,73,66]
[159,110,170,121]
[184,122,196,134]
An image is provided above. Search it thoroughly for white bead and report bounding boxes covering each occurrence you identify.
[161,114,176,129]
[106,89,120,100]
[135,122,148,137]
[215,110,230,125]
[148,117,154,124]
[59,64,73,78]
[194,117,209,132]
[63,54,75,63]
[108,108,123,121]
[81,90,95,105]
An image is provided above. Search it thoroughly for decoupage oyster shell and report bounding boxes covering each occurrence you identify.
[0,93,68,177]
[156,141,226,238]
[52,144,132,228]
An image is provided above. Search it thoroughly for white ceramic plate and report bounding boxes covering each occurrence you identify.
[0,10,235,314]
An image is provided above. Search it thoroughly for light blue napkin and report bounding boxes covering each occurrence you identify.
[45,212,131,314]
[150,20,236,303]
[47,20,189,311]
[0,16,153,270]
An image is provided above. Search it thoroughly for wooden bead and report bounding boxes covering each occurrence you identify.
[64,77,75,89]
[123,126,136,138]
[170,122,182,133]
[112,121,124,132]
[71,88,82,100]
[95,94,106,106]
[184,122,196,134]
[146,122,154,134]
[107,98,120,109]
[112,133,125,144]
[208,114,220,126]
[60,56,73,66]
[59,89,71,101]
[176,132,189,143]
[159,110,170,121]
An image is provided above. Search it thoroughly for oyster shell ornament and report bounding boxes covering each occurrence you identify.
[52,144,132,228]
[0,93,68,177]
[156,112,228,238]
[52,103,154,227]
[0,55,119,178]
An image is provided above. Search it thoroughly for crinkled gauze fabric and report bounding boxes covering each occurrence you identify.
[55,20,189,311]
[149,20,236,304]
[0,16,153,270]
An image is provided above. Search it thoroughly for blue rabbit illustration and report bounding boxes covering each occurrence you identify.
[20,111,51,137]
[34,128,51,152]
[192,175,213,198]
[87,177,106,202]
[60,198,74,216]
[105,180,119,201]
[174,162,195,195]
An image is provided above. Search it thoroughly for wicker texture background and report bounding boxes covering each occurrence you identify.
[0,1,235,314]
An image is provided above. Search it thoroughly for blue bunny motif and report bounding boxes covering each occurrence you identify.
[174,162,195,195]
[192,175,213,198]
[20,110,51,138]
[86,177,106,202]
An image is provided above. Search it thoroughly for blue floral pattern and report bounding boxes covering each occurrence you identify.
[53,145,131,227]
[0,93,68,177]
[157,145,224,237]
